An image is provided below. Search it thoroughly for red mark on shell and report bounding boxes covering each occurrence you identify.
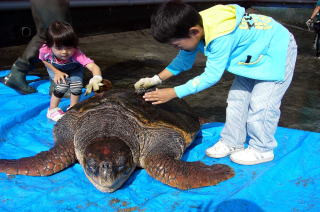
[102,147,111,155]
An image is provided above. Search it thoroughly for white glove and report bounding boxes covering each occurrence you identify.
[85,75,103,95]
[306,18,313,30]
[134,75,162,90]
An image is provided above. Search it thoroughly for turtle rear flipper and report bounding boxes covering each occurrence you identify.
[144,154,234,190]
[0,141,76,176]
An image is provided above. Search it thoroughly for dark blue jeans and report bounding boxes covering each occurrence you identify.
[12,0,71,72]
[313,22,320,57]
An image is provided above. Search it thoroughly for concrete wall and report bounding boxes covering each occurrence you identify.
[252,6,314,28]
[0,2,316,47]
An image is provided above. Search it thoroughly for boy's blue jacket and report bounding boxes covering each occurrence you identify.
[167,4,290,98]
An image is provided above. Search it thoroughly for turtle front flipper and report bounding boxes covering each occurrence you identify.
[0,141,76,176]
[144,154,234,190]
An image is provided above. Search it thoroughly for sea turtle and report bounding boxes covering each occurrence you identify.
[0,81,234,192]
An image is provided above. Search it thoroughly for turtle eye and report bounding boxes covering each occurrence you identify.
[86,158,99,176]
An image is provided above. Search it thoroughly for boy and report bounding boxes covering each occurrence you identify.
[134,1,297,165]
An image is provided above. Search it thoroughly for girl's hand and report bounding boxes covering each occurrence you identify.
[85,75,103,95]
[54,71,68,84]
[143,88,177,105]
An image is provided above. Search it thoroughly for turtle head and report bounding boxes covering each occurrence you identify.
[83,137,135,192]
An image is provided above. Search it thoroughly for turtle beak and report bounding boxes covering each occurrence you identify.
[97,163,136,192]
[83,167,119,193]
[89,166,136,193]
[83,157,136,193]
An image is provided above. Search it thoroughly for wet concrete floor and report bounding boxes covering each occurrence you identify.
[0,26,319,132]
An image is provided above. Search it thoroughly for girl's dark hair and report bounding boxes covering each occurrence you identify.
[46,21,78,48]
[151,1,202,43]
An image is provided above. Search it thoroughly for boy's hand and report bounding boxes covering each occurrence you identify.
[134,75,162,90]
[54,71,68,84]
[85,75,103,95]
[143,88,177,105]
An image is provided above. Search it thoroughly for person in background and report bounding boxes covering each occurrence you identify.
[1,0,71,94]
[134,1,297,165]
[306,0,320,58]
[40,21,103,122]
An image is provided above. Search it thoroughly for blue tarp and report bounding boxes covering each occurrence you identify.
[0,70,319,212]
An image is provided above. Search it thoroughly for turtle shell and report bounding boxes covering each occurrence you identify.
[70,89,200,145]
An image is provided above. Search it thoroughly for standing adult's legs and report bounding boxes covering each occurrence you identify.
[2,0,71,94]
[314,23,320,57]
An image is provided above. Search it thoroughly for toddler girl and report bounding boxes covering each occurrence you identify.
[39,21,103,121]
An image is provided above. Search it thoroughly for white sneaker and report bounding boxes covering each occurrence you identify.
[206,140,244,158]
[47,108,65,122]
[230,146,274,165]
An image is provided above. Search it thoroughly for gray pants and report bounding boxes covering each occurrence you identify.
[13,0,71,71]
[220,33,297,152]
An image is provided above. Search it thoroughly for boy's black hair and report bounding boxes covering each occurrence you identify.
[46,21,78,48]
[151,0,202,43]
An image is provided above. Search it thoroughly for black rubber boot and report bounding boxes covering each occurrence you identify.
[0,64,36,94]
